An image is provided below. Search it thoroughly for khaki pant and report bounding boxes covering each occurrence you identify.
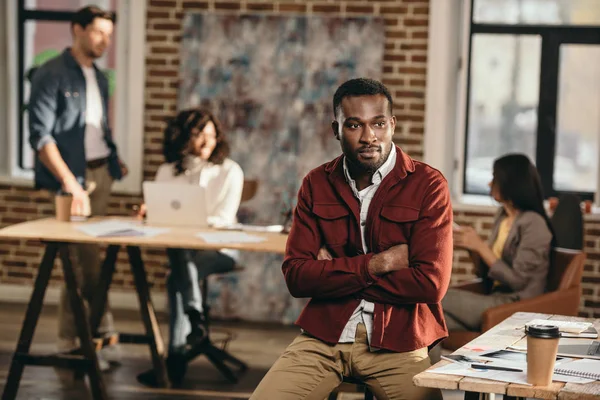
[442,288,519,331]
[50,165,114,340]
[250,323,442,400]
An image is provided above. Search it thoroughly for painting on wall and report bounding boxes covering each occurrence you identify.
[177,13,384,323]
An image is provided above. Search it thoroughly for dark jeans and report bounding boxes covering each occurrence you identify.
[166,249,235,353]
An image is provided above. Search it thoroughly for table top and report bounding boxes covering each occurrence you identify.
[0,217,288,254]
[413,312,600,399]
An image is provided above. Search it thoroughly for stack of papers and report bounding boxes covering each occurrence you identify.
[196,231,266,244]
[76,220,169,238]
[525,319,592,334]
[524,319,598,338]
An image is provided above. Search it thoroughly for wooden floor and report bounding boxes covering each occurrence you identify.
[0,302,468,399]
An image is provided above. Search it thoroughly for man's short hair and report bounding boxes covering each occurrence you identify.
[333,78,393,118]
[71,5,116,30]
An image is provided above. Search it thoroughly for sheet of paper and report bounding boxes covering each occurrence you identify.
[76,220,169,238]
[428,362,594,384]
[196,231,267,244]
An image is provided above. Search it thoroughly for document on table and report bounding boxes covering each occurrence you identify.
[196,231,266,244]
[428,362,595,384]
[76,220,169,238]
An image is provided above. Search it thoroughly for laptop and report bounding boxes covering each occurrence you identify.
[142,181,209,228]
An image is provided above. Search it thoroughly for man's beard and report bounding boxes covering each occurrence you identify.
[346,143,391,175]
[85,46,104,60]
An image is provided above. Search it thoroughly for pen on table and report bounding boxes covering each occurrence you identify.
[470,363,523,372]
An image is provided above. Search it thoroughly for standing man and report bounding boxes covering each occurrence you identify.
[28,5,127,366]
[251,78,453,400]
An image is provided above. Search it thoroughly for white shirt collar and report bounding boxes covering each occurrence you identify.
[343,144,397,189]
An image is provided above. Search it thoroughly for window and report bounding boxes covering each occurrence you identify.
[1,0,146,194]
[462,0,600,201]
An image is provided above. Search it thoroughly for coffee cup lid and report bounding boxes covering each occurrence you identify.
[526,324,560,339]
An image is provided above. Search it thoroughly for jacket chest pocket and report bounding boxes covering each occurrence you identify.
[378,205,420,248]
[313,204,350,246]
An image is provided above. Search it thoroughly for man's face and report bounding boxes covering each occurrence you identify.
[74,18,113,59]
[332,94,396,173]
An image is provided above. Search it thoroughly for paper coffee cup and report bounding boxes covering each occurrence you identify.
[526,325,560,386]
[55,194,73,222]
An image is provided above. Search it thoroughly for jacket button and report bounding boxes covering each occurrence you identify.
[361,221,366,226]
[73,92,79,97]
[65,91,71,97]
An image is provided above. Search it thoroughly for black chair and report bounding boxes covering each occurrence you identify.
[328,376,374,400]
[550,194,584,250]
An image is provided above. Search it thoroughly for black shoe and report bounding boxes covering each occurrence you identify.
[136,369,159,388]
[186,309,208,346]
[136,354,188,388]
[166,353,188,387]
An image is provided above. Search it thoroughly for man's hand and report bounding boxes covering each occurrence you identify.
[367,244,409,276]
[317,246,332,260]
[119,159,129,178]
[62,177,91,217]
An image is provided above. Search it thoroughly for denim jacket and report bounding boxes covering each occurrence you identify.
[28,48,122,191]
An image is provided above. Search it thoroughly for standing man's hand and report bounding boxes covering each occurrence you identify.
[367,244,409,276]
[119,159,129,178]
[62,177,91,217]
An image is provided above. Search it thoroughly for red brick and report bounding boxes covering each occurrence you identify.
[149,0,177,7]
[215,2,241,10]
[346,5,374,14]
[278,3,307,12]
[398,66,426,74]
[386,30,407,39]
[151,46,179,54]
[413,6,430,15]
[247,2,274,11]
[312,4,341,13]
[383,54,406,62]
[411,30,428,39]
[384,18,399,27]
[3,260,27,268]
[147,34,168,42]
[182,0,209,8]
[147,11,170,19]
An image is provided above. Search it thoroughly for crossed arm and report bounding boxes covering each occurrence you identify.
[282,176,454,305]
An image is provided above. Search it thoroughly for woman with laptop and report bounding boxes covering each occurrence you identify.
[137,108,244,385]
[431,154,556,362]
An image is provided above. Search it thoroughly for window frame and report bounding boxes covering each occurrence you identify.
[424,0,600,207]
[0,0,146,194]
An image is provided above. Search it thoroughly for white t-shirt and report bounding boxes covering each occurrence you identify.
[82,66,110,161]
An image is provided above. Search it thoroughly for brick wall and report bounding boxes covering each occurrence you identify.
[0,0,599,318]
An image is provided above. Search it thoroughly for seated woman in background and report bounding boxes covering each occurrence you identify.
[138,108,244,385]
[443,153,555,334]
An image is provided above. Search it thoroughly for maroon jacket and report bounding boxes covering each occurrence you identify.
[282,146,453,352]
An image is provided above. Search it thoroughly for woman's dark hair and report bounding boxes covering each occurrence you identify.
[492,153,556,243]
[163,108,230,175]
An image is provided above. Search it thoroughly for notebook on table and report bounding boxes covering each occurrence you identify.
[554,359,600,380]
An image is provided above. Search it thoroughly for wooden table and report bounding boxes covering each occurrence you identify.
[413,312,600,400]
[0,217,287,400]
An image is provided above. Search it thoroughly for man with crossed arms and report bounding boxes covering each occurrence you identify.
[251,78,452,400]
